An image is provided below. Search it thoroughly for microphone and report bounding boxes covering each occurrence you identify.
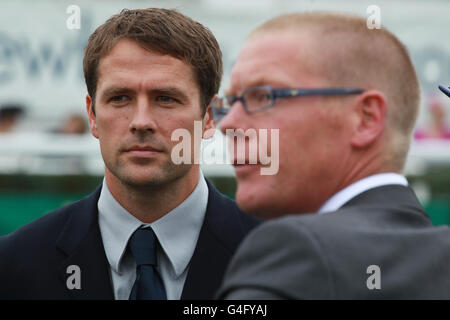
[438,85,450,98]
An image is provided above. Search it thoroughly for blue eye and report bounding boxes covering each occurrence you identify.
[157,96,176,103]
[108,95,131,106]
[110,95,129,103]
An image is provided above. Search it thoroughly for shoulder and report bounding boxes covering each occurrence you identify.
[0,190,98,267]
[1,202,72,251]
[219,202,448,299]
[234,207,393,259]
[231,214,333,261]
[0,188,102,299]
[218,214,337,299]
[238,210,355,246]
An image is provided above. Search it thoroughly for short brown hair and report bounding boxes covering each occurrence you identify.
[252,12,420,171]
[83,8,223,114]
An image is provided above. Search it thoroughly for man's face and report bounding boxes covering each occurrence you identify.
[220,31,352,217]
[87,39,211,189]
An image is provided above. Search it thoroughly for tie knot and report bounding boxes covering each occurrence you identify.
[128,227,158,266]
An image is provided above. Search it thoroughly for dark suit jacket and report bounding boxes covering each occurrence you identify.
[0,180,260,299]
[218,185,450,299]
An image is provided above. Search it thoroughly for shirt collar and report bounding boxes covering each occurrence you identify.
[317,173,408,214]
[98,171,208,278]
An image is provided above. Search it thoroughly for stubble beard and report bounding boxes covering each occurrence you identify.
[106,154,194,192]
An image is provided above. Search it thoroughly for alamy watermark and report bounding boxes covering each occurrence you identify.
[66,264,81,290]
[366,5,381,29]
[366,264,381,290]
[66,5,81,30]
[171,121,279,175]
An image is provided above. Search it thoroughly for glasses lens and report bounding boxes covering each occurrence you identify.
[243,86,273,112]
[211,97,229,123]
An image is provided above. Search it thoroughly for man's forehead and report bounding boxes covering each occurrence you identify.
[243,31,307,59]
[96,39,198,92]
[229,31,315,91]
[99,40,187,74]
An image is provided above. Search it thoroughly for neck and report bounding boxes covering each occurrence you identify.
[105,167,200,223]
[337,150,401,195]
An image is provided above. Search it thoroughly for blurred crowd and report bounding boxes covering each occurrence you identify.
[0,103,88,135]
[414,94,450,140]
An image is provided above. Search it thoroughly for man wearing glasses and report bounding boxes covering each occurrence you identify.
[215,12,450,299]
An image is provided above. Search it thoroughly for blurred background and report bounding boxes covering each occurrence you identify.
[0,0,449,235]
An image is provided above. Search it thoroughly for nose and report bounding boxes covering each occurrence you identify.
[129,97,158,133]
[219,100,249,135]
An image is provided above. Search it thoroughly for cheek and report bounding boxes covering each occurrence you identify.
[97,114,129,145]
[97,112,130,129]
[166,113,203,143]
[277,120,305,160]
[235,172,286,216]
[273,115,324,187]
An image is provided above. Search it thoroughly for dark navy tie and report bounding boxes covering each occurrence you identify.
[128,227,167,300]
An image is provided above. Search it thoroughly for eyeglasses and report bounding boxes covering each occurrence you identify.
[211,85,364,123]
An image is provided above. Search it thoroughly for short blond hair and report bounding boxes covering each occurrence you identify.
[251,12,420,170]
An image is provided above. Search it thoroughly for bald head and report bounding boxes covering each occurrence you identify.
[251,12,420,171]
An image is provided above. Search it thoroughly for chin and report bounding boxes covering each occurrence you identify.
[235,188,281,220]
[111,166,165,187]
[113,159,192,186]
[121,175,164,188]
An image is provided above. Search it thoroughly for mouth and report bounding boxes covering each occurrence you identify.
[232,159,262,175]
[125,145,163,157]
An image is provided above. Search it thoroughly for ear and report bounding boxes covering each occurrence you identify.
[202,97,216,139]
[86,94,99,139]
[350,90,387,148]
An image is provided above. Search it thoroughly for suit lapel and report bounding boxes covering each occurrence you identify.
[181,221,232,299]
[56,186,114,299]
[181,182,241,299]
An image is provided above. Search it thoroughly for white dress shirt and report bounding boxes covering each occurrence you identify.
[317,173,408,214]
[98,172,208,300]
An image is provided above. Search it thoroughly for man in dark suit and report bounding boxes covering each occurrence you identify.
[0,8,259,300]
[213,12,450,299]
